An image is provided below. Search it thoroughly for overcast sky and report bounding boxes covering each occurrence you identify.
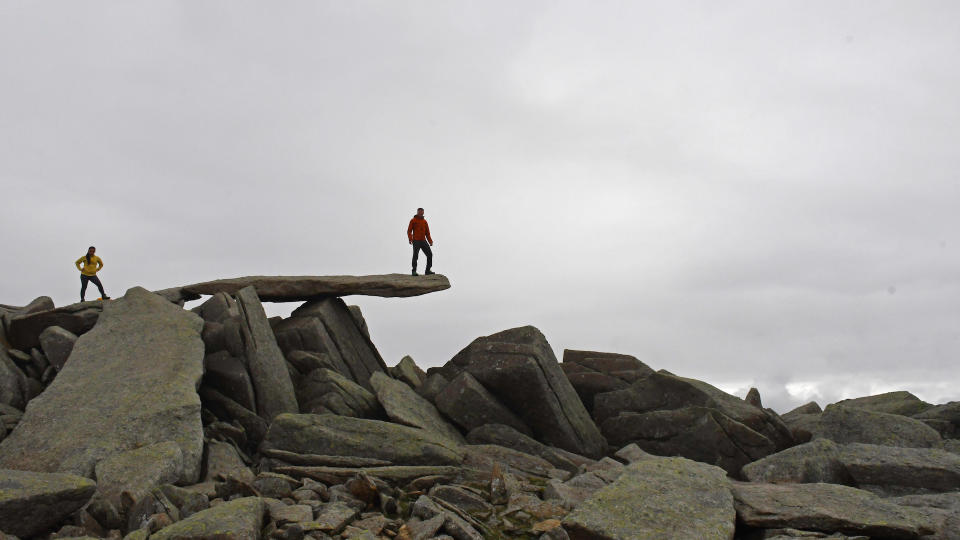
[2,1,958,412]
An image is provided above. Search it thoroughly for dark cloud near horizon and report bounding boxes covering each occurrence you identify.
[2,1,959,413]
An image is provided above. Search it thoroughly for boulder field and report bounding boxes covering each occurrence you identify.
[0,273,955,539]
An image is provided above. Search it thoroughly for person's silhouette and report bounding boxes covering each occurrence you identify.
[75,246,110,301]
[407,208,434,276]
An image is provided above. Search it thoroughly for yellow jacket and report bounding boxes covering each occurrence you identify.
[75,255,103,276]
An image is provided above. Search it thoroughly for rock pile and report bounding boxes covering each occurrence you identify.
[0,272,957,539]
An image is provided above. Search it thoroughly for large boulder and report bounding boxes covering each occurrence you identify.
[181,273,451,300]
[369,372,464,443]
[731,481,932,539]
[93,441,183,511]
[6,300,101,351]
[813,404,942,448]
[434,372,532,436]
[0,287,205,482]
[272,316,352,377]
[291,297,388,390]
[914,402,960,439]
[742,439,960,496]
[0,469,96,537]
[390,355,426,389]
[832,391,933,416]
[295,368,380,417]
[561,349,654,413]
[562,457,735,540]
[263,413,465,466]
[601,407,776,475]
[203,351,257,412]
[38,325,78,371]
[235,286,298,421]
[435,326,607,459]
[594,371,793,452]
[149,496,265,540]
[466,424,591,473]
[0,346,27,409]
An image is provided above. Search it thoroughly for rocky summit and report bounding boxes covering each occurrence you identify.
[0,272,957,539]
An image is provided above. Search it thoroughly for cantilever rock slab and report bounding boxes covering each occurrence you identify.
[180,273,451,301]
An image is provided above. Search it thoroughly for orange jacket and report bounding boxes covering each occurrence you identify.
[407,216,432,243]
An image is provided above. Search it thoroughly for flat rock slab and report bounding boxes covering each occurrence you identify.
[273,465,462,485]
[813,405,942,448]
[0,287,205,482]
[562,456,735,540]
[94,441,183,510]
[181,274,451,301]
[370,372,465,444]
[263,413,465,466]
[149,496,265,540]
[732,482,931,539]
[0,468,97,537]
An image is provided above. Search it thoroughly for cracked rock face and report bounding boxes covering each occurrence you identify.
[435,326,607,459]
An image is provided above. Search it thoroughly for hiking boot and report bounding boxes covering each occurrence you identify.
[102,295,111,300]
[425,270,435,275]
[411,270,418,276]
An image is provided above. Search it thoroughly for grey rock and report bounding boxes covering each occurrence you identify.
[296,368,380,417]
[149,496,264,540]
[784,401,823,418]
[429,485,493,516]
[193,292,238,323]
[347,304,369,339]
[417,373,449,403]
[235,286,298,421]
[291,298,388,390]
[601,407,776,475]
[731,481,931,539]
[203,439,255,484]
[38,326,77,371]
[263,413,465,466]
[261,448,391,467]
[463,444,559,480]
[411,495,484,540]
[181,273,451,300]
[273,317,352,378]
[6,300,101,351]
[562,457,735,540]
[837,443,960,495]
[152,286,201,305]
[0,287,205,482]
[272,464,461,485]
[286,350,340,376]
[832,391,933,416]
[407,514,445,540]
[561,349,653,412]
[435,372,532,436]
[742,439,848,484]
[0,468,96,537]
[203,351,257,412]
[198,386,268,448]
[0,295,54,316]
[813,404,942,448]
[93,441,183,511]
[746,387,763,408]
[436,326,606,459]
[0,346,27,409]
[914,402,960,439]
[390,355,426,389]
[782,412,822,444]
[313,501,359,534]
[613,443,656,464]
[594,370,793,452]
[370,372,464,443]
[466,424,587,473]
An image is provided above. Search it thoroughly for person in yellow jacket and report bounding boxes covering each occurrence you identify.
[75,246,110,301]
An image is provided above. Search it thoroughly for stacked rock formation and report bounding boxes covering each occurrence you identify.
[0,272,957,539]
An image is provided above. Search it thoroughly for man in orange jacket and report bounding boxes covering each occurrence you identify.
[407,208,434,276]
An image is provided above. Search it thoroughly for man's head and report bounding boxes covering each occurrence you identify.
[416,208,424,217]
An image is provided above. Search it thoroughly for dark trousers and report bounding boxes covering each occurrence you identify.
[412,240,432,271]
[80,274,105,301]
